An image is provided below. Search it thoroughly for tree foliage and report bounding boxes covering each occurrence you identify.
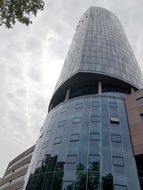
[0,0,45,28]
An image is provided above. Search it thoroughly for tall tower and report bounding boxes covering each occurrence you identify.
[24,7,143,190]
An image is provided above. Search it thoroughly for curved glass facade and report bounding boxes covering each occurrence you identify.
[23,7,142,190]
[55,7,143,92]
[24,94,140,190]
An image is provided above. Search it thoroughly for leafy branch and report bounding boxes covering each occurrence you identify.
[0,0,45,28]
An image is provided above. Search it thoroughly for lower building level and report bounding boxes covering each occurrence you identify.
[24,92,140,190]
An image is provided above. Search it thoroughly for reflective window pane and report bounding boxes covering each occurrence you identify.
[91,116,100,122]
[75,103,83,109]
[92,102,100,107]
[114,184,127,190]
[70,134,80,141]
[73,117,81,124]
[74,172,87,190]
[113,156,124,167]
[67,155,77,164]
[111,134,121,143]
[62,181,74,190]
[102,173,113,190]
[58,121,65,127]
[51,172,64,190]
[87,172,100,189]
[90,133,100,141]
[109,102,117,108]
[54,137,62,144]
[110,117,119,124]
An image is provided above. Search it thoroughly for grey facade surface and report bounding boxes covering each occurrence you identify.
[23,7,142,190]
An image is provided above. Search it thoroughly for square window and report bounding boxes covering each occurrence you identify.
[110,117,119,124]
[91,116,100,122]
[113,156,124,167]
[109,102,117,108]
[114,184,127,190]
[67,155,77,164]
[111,134,121,143]
[54,137,62,144]
[89,154,100,163]
[73,117,81,124]
[90,133,100,141]
[58,121,65,127]
[70,134,80,141]
[92,101,100,107]
[75,103,83,109]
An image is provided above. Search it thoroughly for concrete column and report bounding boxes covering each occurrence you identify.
[98,81,102,94]
[65,88,70,101]
[131,88,134,94]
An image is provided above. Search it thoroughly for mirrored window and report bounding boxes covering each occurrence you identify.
[113,156,124,167]
[109,102,118,108]
[89,154,100,163]
[90,133,100,141]
[111,134,121,143]
[70,134,80,141]
[61,107,68,113]
[102,173,113,190]
[87,172,100,189]
[73,117,81,124]
[62,181,74,190]
[92,101,100,107]
[114,184,127,190]
[58,121,65,127]
[91,116,100,122]
[75,103,83,109]
[54,137,62,145]
[75,172,86,190]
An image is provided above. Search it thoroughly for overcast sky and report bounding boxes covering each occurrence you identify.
[0,0,143,177]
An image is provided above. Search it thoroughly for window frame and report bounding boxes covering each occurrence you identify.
[113,156,124,167]
[90,133,100,141]
[91,116,100,122]
[73,117,81,124]
[109,102,118,108]
[57,120,65,128]
[75,103,83,109]
[53,136,62,145]
[92,101,100,107]
[61,107,68,113]
[89,154,100,164]
[70,134,80,142]
[111,134,121,143]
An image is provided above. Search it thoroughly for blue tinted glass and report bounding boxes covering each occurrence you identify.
[113,156,124,167]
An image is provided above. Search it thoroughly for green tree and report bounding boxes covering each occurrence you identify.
[0,0,45,28]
